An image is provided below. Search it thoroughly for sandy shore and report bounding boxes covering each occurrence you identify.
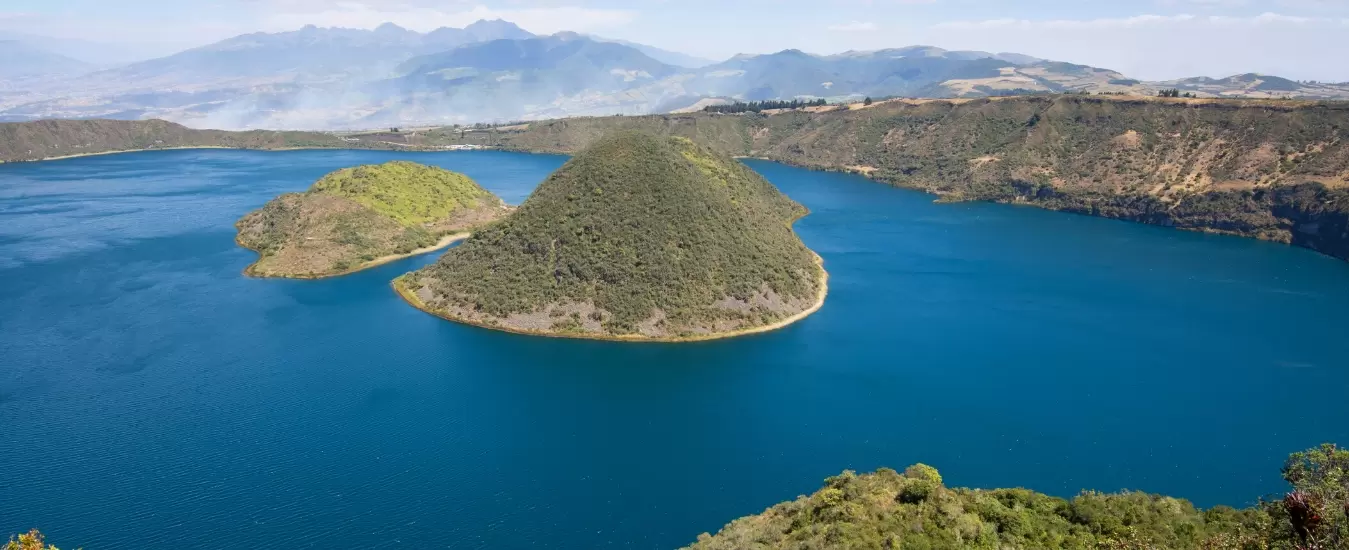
[242,232,469,280]
[392,253,828,343]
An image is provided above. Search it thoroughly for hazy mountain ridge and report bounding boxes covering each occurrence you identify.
[3,21,1349,129]
[0,40,91,80]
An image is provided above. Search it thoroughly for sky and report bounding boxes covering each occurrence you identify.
[3,0,1349,81]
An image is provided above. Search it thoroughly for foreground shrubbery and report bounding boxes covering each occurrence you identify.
[687,444,1349,549]
[3,530,62,550]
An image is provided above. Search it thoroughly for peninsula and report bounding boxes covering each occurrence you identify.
[236,161,509,278]
[394,131,826,341]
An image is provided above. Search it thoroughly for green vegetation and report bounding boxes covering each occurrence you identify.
[309,161,495,225]
[399,131,824,339]
[236,161,506,278]
[687,444,1349,550]
[0,119,358,163]
[1157,88,1196,98]
[704,99,828,114]
[4,530,64,550]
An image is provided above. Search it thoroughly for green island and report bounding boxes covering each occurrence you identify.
[393,131,826,341]
[686,444,1349,550]
[235,161,509,279]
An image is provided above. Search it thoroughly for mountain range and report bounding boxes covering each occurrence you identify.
[2,20,1347,129]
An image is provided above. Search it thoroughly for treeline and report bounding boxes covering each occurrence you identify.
[688,443,1349,549]
[704,98,828,113]
[1158,88,1198,98]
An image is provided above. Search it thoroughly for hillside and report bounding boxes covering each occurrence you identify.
[395,131,825,341]
[0,119,350,162]
[684,444,1349,549]
[455,96,1349,262]
[236,161,508,278]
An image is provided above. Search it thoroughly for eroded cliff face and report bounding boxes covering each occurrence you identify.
[484,96,1349,260]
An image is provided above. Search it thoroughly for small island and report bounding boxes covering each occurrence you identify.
[236,161,509,279]
[394,131,827,342]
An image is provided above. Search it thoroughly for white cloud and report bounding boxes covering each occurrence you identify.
[261,2,637,34]
[923,12,1349,81]
[827,21,878,31]
[934,11,1340,30]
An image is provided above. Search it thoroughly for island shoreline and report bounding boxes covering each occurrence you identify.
[393,254,826,343]
[392,215,829,344]
[240,232,469,280]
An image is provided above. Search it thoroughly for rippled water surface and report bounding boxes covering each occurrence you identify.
[2,150,1348,549]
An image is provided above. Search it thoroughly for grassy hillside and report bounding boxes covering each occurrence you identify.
[309,161,496,225]
[397,131,824,340]
[686,444,1349,550]
[236,161,507,278]
[471,97,1349,261]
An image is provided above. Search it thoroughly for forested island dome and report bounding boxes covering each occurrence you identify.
[236,161,509,278]
[395,131,826,341]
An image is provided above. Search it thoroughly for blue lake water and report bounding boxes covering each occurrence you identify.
[2,149,1348,549]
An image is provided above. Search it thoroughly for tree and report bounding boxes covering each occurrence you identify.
[863,97,874,106]
[1269,443,1349,549]
[4,530,62,550]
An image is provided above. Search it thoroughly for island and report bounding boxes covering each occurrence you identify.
[394,131,827,341]
[235,161,509,279]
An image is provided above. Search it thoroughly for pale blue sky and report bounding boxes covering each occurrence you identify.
[4,0,1349,80]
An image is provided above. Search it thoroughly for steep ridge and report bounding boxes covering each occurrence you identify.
[236,161,509,278]
[395,131,825,341]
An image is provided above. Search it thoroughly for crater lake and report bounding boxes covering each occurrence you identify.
[2,150,1347,549]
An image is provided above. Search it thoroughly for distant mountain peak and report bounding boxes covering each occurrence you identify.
[464,19,533,40]
[374,22,411,34]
